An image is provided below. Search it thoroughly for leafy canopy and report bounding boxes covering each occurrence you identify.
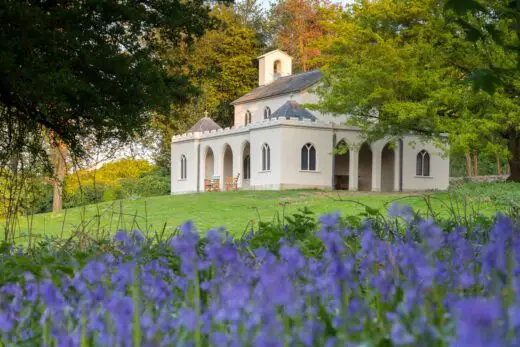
[313,0,520,180]
[0,0,229,158]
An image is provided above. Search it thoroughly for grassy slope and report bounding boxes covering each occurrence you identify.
[7,182,520,239]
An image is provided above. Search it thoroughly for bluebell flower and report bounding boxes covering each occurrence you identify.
[0,312,14,333]
[40,280,65,309]
[388,203,414,222]
[320,212,340,229]
[453,297,504,347]
[391,322,415,345]
[82,260,106,284]
[418,220,444,252]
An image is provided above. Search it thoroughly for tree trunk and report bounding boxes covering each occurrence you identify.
[507,134,520,182]
[51,142,67,214]
[472,149,479,176]
[465,151,473,177]
[496,153,503,175]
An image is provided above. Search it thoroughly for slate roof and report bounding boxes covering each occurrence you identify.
[188,117,222,133]
[231,70,321,105]
[270,100,317,121]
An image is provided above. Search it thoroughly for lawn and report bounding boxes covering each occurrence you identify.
[8,182,520,240]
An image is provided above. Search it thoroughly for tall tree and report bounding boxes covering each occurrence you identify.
[153,5,262,169]
[313,0,520,181]
[235,0,271,45]
[269,0,338,71]
[0,0,227,159]
[443,0,520,181]
[0,0,227,229]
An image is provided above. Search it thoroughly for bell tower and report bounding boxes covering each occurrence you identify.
[258,50,293,86]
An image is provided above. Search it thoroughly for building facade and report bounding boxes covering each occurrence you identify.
[171,50,450,194]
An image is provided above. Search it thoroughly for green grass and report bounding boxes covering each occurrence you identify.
[4,182,520,240]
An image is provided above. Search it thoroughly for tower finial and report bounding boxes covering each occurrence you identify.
[204,110,209,118]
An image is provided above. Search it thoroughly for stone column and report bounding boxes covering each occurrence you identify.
[372,146,382,192]
[349,149,359,191]
[394,143,400,192]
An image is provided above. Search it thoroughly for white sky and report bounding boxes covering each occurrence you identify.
[258,0,354,10]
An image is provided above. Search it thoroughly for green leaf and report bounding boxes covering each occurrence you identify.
[468,68,501,94]
[484,24,503,44]
[457,20,484,42]
[445,0,486,14]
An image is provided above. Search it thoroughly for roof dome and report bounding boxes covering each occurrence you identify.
[188,117,222,133]
[270,100,317,121]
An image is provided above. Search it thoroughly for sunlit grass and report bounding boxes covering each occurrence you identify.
[4,182,518,240]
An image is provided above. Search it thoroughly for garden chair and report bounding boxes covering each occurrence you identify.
[204,178,212,192]
[232,173,240,191]
[211,176,220,192]
[224,176,234,191]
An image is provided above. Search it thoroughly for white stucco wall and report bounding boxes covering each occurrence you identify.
[198,132,250,192]
[401,136,450,191]
[233,90,348,128]
[279,124,334,189]
[258,50,292,86]
[171,121,450,194]
[171,139,200,194]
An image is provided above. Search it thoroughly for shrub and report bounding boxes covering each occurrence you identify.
[64,159,155,195]
[63,160,169,207]
[119,170,170,198]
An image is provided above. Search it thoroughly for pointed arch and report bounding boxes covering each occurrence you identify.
[381,143,395,192]
[204,147,215,180]
[334,140,349,190]
[264,106,271,120]
[245,110,252,125]
[180,154,187,179]
[416,150,430,176]
[262,143,271,171]
[358,142,373,191]
[301,143,316,171]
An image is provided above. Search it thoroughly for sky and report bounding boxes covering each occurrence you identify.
[259,0,354,10]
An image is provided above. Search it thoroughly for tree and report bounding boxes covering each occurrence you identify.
[235,0,271,45]
[0,0,227,233]
[153,5,262,169]
[443,0,520,181]
[313,0,520,181]
[269,0,338,71]
[0,0,228,159]
[49,138,68,214]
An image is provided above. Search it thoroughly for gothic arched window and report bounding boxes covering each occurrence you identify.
[180,154,187,179]
[243,155,251,179]
[264,106,271,120]
[262,143,271,171]
[416,150,430,176]
[301,143,316,171]
[245,111,252,125]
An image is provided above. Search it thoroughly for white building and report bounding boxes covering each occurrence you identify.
[171,50,449,194]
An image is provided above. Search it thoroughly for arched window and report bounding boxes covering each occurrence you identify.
[245,111,252,125]
[180,155,187,179]
[264,106,271,120]
[262,143,271,171]
[273,60,282,78]
[301,143,316,171]
[243,155,251,179]
[416,150,430,176]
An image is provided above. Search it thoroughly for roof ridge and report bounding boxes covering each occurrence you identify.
[231,70,321,105]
